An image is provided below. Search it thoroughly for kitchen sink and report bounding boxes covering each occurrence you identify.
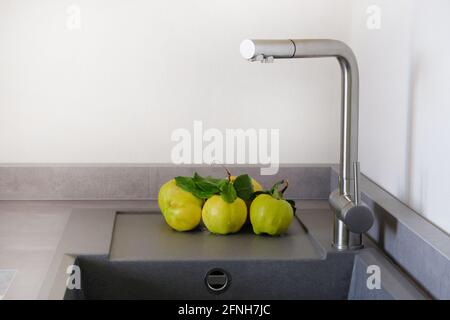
[63,249,425,300]
[61,211,427,300]
[65,254,352,300]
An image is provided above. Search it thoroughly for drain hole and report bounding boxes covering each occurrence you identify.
[205,268,230,293]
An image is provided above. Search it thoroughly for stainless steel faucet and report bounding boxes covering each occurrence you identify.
[240,39,374,250]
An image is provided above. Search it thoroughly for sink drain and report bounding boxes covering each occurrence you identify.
[205,268,230,293]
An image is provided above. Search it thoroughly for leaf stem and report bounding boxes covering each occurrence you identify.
[209,161,232,182]
[225,168,231,182]
[280,179,289,195]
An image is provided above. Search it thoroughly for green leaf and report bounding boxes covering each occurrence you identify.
[192,173,223,194]
[233,174,254,200]
[175,176,196,193]
[194,189,216,199]
[269,180,286,200]
[219,181,237,203]
[250,180,289,201]
[269,180,285,193]
[217,179,229,190]
[198,174,224,185]
[175,172,231,200]
[175,174,215,199]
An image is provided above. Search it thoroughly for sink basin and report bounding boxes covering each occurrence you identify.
[40,209,428,300]
[62,211,427,300]
[65,254,354,300]
[64,249,425,300]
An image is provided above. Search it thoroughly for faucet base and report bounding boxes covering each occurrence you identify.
[332,216,364,250]
[332,217,348,250]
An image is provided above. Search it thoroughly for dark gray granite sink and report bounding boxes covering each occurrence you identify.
[64,253,354,300]
[64,249,424,300]
[61,211,428,300]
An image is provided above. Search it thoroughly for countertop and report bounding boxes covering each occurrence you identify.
[1,198,431,300]
[0,200,153,299]
[0,199,329,299]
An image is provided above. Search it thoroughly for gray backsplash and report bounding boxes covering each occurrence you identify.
[0,165,331,200]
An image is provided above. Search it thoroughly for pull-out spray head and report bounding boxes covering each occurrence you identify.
[240,39,295,61]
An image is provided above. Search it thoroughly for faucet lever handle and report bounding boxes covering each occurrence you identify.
[251,54,264,62]
[251,55,274,63]
[353,161,360,204]
[262,56,274,63]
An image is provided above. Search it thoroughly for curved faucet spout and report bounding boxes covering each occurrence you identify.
[240,39,374,250]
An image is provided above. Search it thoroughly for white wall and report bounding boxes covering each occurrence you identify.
[0,0,347,164]
[349,0,450,233]
[1,0,449,233]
